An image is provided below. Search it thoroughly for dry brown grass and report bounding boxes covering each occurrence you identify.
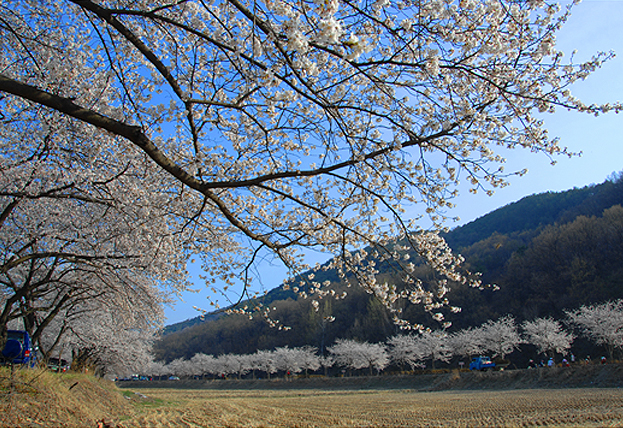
[120,387,623,428]
[0,367,130,427]
[4,366,623,427]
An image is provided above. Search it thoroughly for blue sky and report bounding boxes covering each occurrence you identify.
[164,0,623,325]
[446,0,623,225]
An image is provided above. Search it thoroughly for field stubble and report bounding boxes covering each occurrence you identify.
[4,365,623,427]
[123,387,623,427]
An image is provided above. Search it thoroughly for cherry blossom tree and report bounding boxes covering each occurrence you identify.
[166,357,195,379]
[210,353,243,378]
[292,345,322,376]
[448,327,486,360]
[328,338,388,375]
[522,317,574,361]
[190,353,218,378]
[479,315,523,359]
[412,330,452,369]
[386,334,425,370]
[142,359,168,380]
[1,0,620,333]
[36,300,159,377]
[245,351,263,379]
[360,342,390,375]
[273,346,303,376]
[254,349,279,379]
[0,96,192,350]
[319,354,334,377]
[229,354,254,379]
[566,300,623,360]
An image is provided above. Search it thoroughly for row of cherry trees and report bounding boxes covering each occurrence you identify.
[138,300,623,379]
[1,0,620,359]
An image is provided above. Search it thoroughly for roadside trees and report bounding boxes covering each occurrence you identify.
[166,358,195,380]
[34,299,159,376]
[480,316,523,360]
[142,360,168,380]
[229,354,253,379]
[273,346,303,377]
[448,327,486,362]
[272,346,321,377]
[522,317,574,362]
[254,349,278,380]
[190,353,217,379]
[295,346,322,377]
[386,334,425,371]
[413,330,452,370]
[328,339,389,375]
[1,0,617,334]
[566,300,623,360]
[213,354,246,379]
[0,107,191,351]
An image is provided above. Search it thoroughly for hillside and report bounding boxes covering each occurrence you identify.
[155,174,623,362]
[444,175,623,250]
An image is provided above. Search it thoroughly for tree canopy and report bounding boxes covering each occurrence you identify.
[1,0,620,348]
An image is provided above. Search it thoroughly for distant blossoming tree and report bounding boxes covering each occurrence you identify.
[522,317,574,361]
[386,334,425,371]
[272,345,321,376]
[1,0,620,346]
[413,330,452,369]
[254,349,279,379]
[480,315,523,359]
[448,327,486,360]
[566,300,623,360]
[295,346,322,376]
[190,353,217,378]
[167,358,195,379]
[328,339,389,375]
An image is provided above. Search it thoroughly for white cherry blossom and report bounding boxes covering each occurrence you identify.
[0,0,619,335]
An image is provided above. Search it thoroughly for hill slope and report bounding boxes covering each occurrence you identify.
[156,175,623,361]
[445,176,623,250]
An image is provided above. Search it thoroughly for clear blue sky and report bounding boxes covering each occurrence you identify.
[164,0,623,325]
[446,0,623,225]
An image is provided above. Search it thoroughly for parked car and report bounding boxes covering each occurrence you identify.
[2,330,36,367]
[469,356,496,371]
[47,357,70,372]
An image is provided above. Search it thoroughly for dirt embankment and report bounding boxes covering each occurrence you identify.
[1,368,131,428]
[119,363,623,392]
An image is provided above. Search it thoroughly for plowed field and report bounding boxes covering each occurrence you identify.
[121,387,623,427]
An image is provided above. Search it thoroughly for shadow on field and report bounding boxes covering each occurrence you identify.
[118,363,623,392]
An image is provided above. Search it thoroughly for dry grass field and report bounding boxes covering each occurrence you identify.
[121,387,623,428]
[4,366,623,427]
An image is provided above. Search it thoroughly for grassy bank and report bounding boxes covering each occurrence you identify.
[0,367,132,427]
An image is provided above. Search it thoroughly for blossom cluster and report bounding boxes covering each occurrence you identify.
[0,0,620,336]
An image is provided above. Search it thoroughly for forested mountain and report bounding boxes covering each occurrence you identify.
[445,172,623,249]
[154,175,623,362]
